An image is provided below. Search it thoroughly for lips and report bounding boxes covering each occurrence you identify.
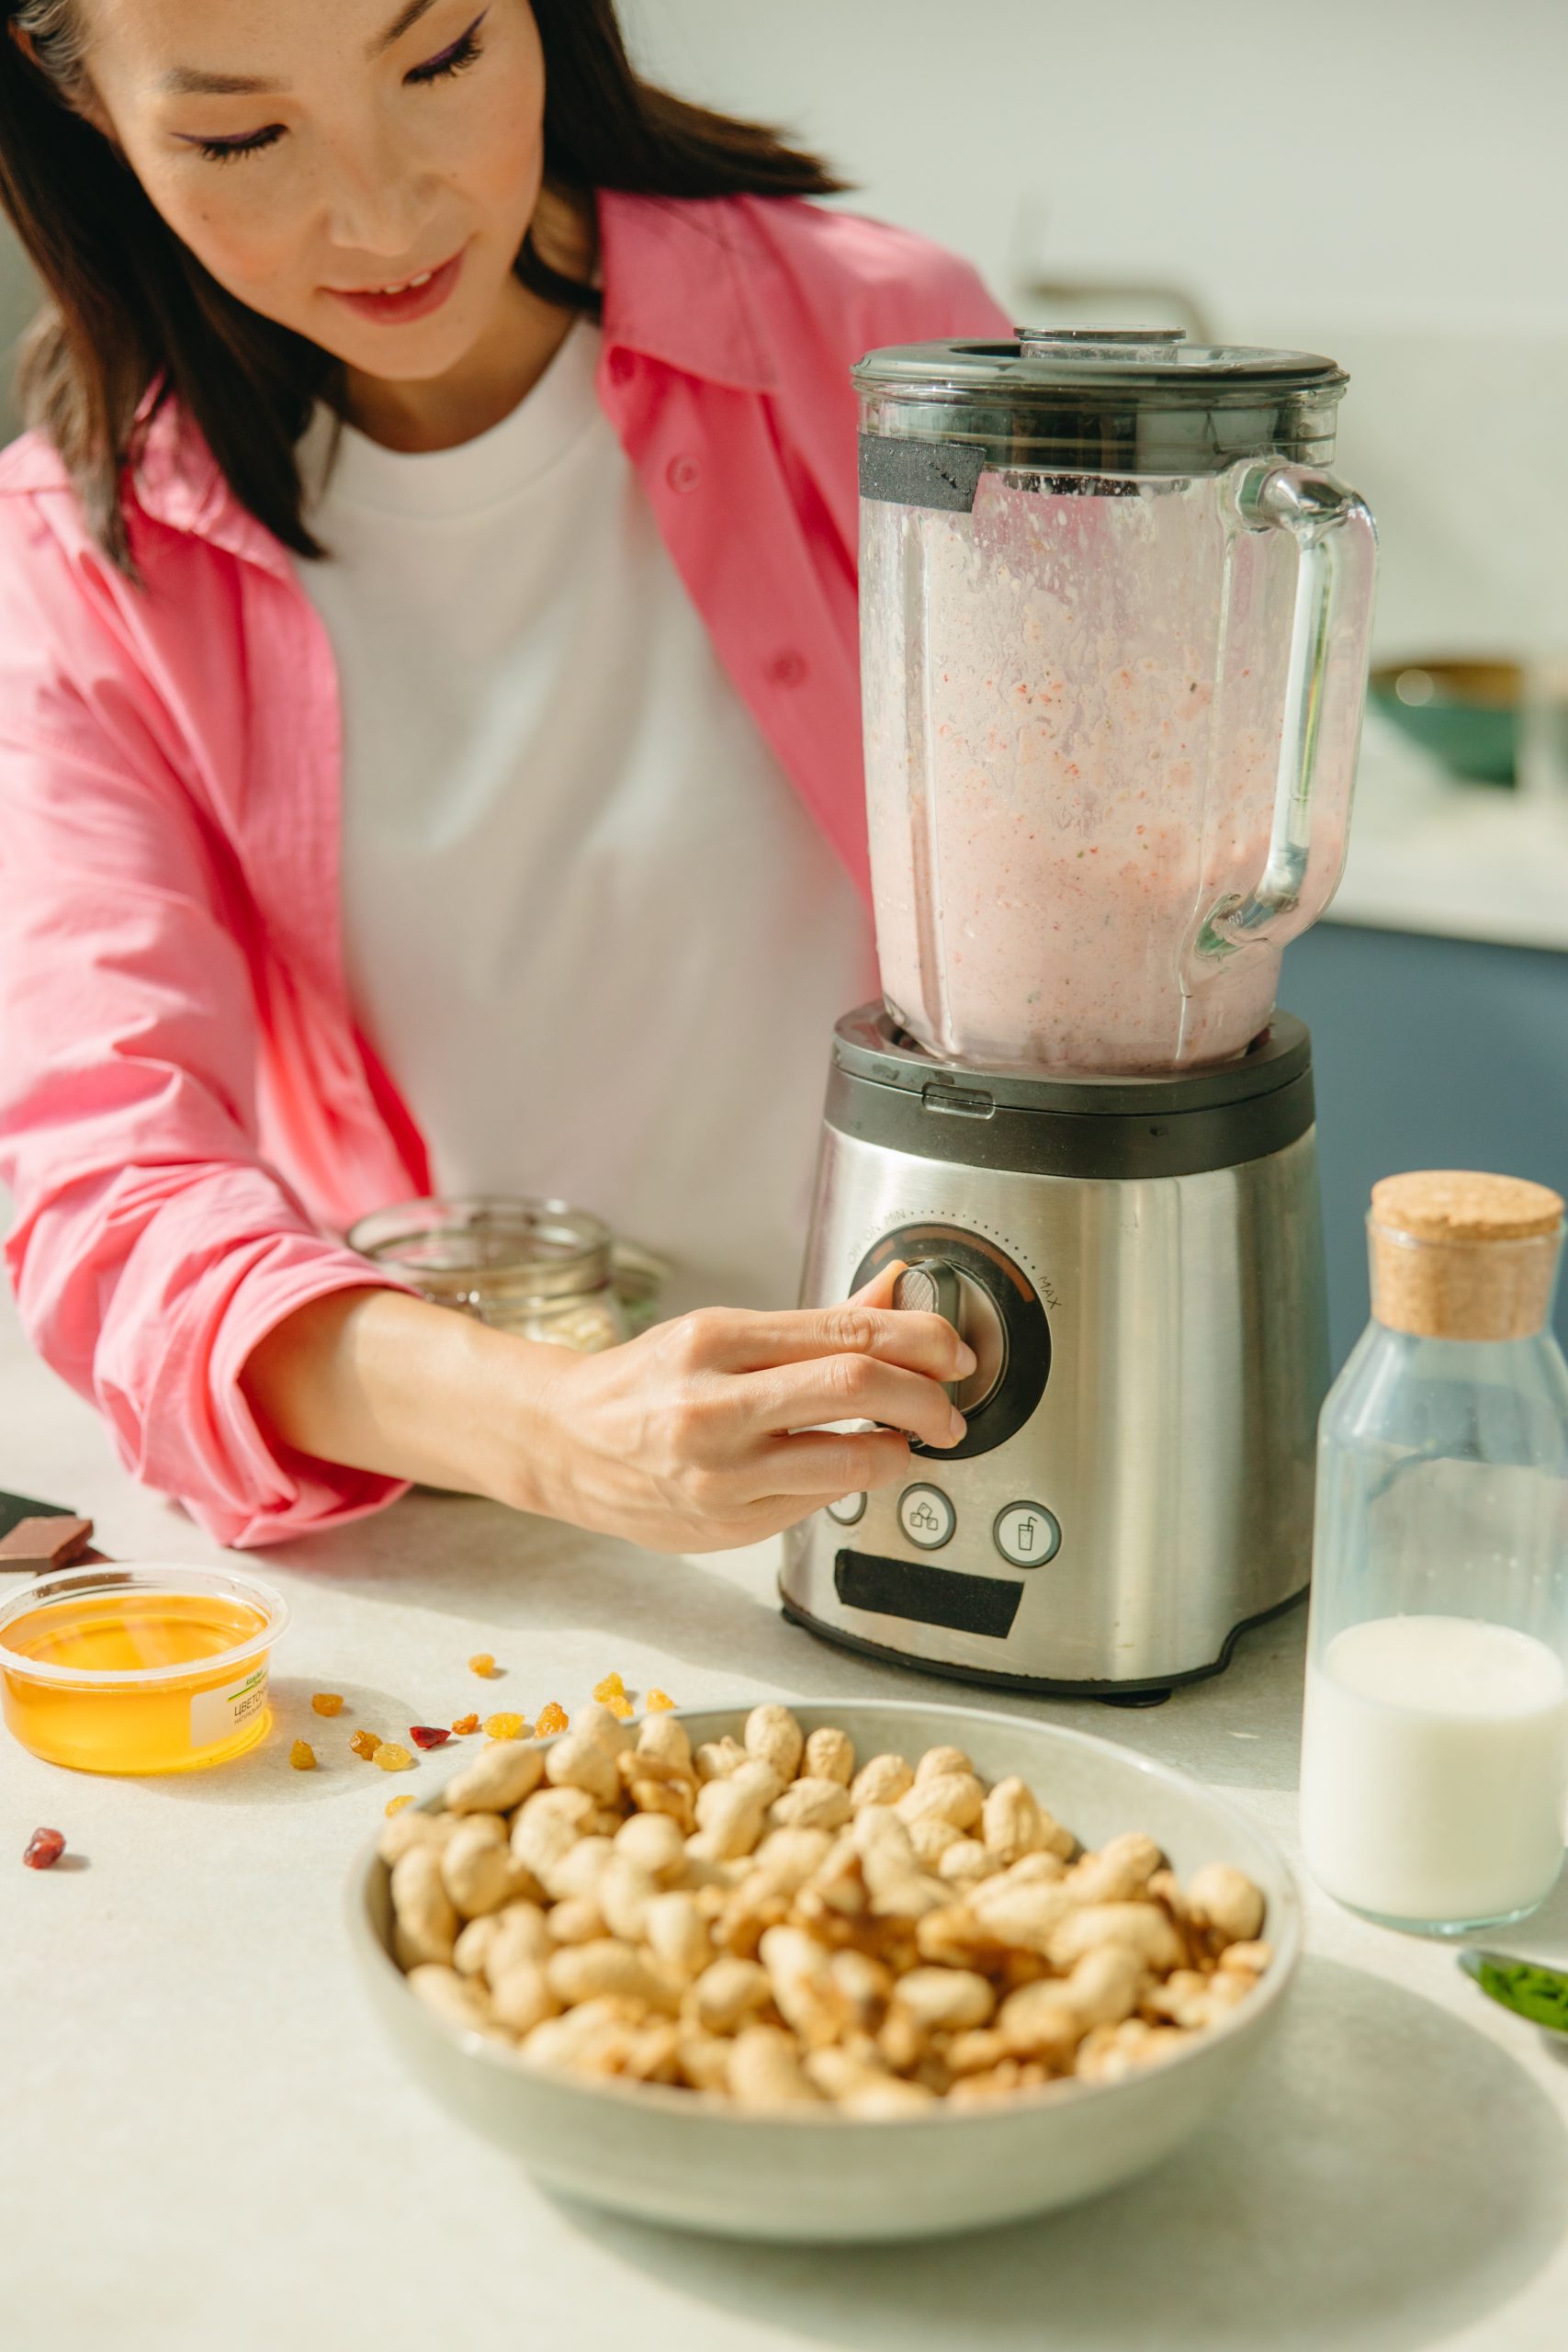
[324,245,467,327]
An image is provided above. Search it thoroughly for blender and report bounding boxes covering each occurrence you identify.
[780,329,1377,1700]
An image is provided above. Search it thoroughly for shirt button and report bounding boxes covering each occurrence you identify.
[768,650,807,687]
[608,348,636,385]
[666,453,701,493]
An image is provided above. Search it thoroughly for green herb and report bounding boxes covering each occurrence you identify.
[1460,1949,1568,2032]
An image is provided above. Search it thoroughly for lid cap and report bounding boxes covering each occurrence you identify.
[1369,1170,1564,1340]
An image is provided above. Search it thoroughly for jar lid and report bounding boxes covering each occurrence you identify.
[348,1196,614,1307]
[1369,1170,1564,1342]
[1371,1170,1564,1244]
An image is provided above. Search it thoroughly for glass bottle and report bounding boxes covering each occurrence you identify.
[1300,1170,1568,1934]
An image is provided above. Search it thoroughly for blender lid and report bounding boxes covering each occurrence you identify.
[853,328,1347,398]
[854,328,1349,479]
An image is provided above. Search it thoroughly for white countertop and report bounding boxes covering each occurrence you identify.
[1323,710,1568,956]
[5,1288,1568,2352]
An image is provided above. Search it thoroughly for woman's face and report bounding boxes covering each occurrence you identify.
[75,0,547,386]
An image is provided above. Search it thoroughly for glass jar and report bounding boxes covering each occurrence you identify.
[1300,1170,1568,1935]
[347,1196,632,1353]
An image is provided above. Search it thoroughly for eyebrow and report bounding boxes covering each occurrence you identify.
[162,0,445,96]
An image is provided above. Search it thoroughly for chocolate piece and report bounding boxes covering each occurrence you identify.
[0,1514,96,1571]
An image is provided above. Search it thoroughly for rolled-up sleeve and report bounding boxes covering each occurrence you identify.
[0,514,410,1547]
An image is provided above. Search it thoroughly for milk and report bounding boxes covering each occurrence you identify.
[1301,1613,1568,1928]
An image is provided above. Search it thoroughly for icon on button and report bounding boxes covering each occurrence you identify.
[826,1492,867,1527]
[994,1501,1061,1568]
[898,1483,955,1551]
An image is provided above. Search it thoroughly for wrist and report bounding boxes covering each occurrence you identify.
[468,1322,580,1520]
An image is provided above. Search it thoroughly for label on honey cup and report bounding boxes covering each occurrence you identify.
[189,1662,268,1751]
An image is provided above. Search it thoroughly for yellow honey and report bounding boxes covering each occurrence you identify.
[0,1566,288,1774]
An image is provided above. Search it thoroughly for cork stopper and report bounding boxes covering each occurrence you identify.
[1369,1170,1564,1340]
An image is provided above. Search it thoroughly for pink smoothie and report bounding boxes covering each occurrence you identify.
[862,470,1349,1075]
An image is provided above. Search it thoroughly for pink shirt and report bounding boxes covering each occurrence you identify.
[0,192,1007,1546]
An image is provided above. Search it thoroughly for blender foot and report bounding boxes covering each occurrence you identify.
[1097,1687,1173,1710]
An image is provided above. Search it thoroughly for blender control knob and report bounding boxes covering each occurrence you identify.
[893,1259,962,1329]
[893,1259,1008,1416]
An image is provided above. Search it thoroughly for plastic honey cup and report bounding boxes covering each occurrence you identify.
[0,1563,289,1774]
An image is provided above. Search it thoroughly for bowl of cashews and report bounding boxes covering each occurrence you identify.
[347,1697,1300,2241]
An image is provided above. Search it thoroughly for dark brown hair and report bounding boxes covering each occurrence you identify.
[0,0,841,568]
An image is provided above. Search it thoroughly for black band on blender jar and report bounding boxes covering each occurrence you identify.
[858,435,987,514]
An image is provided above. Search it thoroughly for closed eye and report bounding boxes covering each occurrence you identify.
[406,11,488,85]
[184,124,287,164]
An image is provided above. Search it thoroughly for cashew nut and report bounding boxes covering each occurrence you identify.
[803,1725,855,1786]
[390,1843,458,1968]
[406,1963,494,2034]
[850,1753,915,1810]
[769,1777,853,1833]
[1185,1862,1266,1946]
[744,1703,805,1782]
[727,2023,821,2110]
[544,1730,621,1806]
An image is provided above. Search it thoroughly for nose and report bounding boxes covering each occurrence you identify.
[317,116,439,266]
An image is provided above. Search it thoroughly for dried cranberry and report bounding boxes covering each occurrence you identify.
[409,1725,451,1750]
[23,1827,65,1870]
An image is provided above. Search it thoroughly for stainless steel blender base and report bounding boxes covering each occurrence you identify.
[779,1010,1328,1692]
[779,1582,1310,1706]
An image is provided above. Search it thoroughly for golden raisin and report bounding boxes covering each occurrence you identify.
[645,1690,676,1713]
[289,1739,316,1771]
[310,1692,344,1717]
[535,1701,569,1736]
[374,1742,414,1772]
[350,1728,382,1760]
[451,1713,480,1736]
[483,1712,525,1741]
[384,1794,415,1817]
[592,1670,626,1703]
[604,1692,634,1721]
[468,1652,497,1677]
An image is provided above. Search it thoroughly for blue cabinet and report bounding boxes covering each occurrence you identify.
[1281,922,1568,1369]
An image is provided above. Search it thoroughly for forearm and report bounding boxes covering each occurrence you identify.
[238,1287,568,1513]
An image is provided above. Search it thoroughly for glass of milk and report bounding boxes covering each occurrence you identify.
[1300,1170,1568,1934]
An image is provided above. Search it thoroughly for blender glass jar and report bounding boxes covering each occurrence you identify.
[856,330,1378,1073]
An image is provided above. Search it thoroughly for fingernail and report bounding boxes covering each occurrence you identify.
[948,1408,967,1443]
[954,1344,977,1376]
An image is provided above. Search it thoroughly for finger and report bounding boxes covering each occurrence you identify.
[685,1301,975,1385]
[756,1427,916,1496]
[848,1261,907,1309]
[747,1357,965,1453]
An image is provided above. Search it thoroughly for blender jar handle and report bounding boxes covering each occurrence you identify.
[1217,464,1378,944]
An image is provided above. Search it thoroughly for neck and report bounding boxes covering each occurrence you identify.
[342,193,592,454]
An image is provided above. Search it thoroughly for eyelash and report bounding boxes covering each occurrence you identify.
[194,15,488,164]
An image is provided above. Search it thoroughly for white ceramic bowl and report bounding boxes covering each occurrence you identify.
[347,1699,1300,2243]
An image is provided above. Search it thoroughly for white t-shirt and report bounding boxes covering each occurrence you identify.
[296,324,874,1315]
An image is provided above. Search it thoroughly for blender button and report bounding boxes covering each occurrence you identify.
[897,1483,955,1550]
[993,1502,1061,1568]
[666,452,702,492]
[767,649,807,687]
[826,1492,867,1527]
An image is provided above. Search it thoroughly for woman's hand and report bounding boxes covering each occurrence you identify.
[515,1266,975,1552]
[241,1264,972,1554]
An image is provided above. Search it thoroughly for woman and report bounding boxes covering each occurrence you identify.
[0,0,1003,1553]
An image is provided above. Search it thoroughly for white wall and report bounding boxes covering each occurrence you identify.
[625,0,1568,660]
